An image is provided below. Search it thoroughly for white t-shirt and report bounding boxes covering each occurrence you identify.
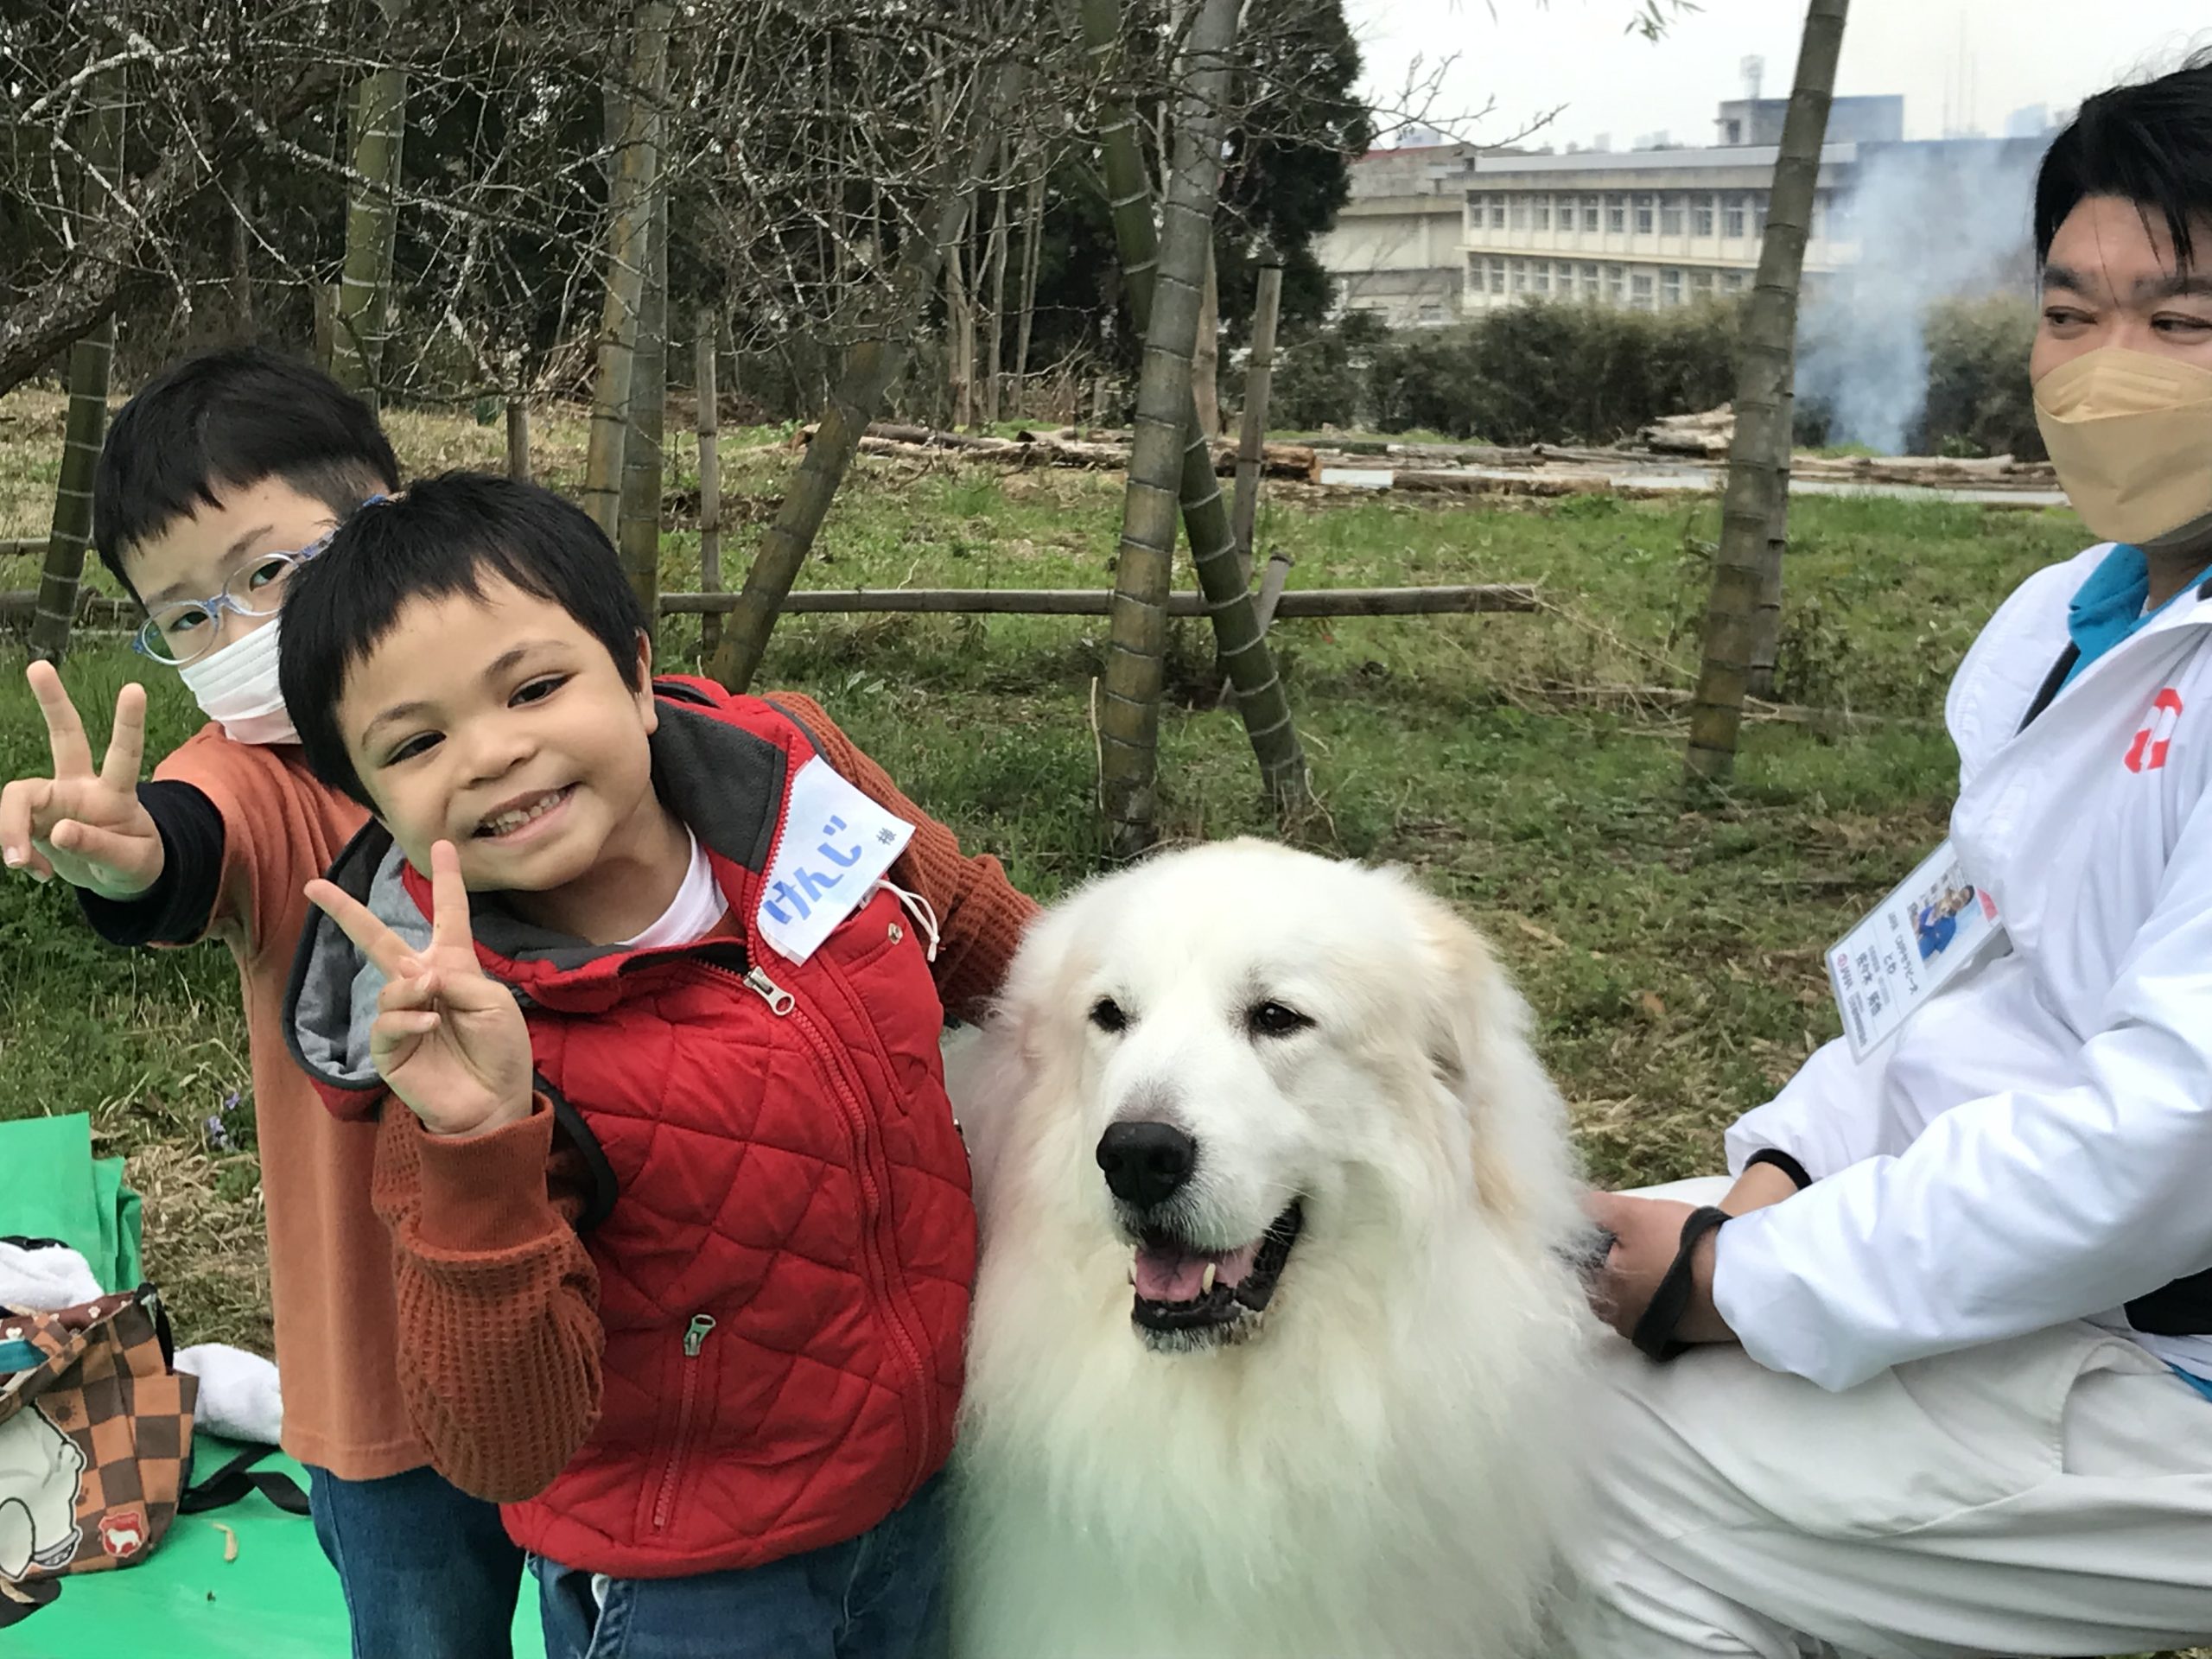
[618,831,728,949]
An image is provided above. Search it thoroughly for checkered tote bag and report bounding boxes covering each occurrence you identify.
[0,1285,197,1592]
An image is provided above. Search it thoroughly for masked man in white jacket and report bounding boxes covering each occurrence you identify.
[1571,53,2212,1659]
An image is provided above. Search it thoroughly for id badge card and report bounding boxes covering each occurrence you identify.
[1827,840,2002,1061]
[757,756,915,965]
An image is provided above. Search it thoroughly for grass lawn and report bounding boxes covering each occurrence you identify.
[0,389,2089,1352]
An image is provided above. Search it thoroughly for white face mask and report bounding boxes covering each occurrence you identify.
[175,616,300,747]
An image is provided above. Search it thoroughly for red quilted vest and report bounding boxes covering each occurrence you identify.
[304,682,973,1578]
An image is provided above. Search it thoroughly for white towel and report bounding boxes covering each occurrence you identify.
[175,1344,283,1446]
[0,1239,102,1313]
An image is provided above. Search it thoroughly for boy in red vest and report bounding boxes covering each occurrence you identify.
[274,473,1035,1658]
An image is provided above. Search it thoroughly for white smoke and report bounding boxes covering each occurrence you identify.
[1793,138,2047,454]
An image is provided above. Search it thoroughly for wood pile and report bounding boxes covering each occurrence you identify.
[796,421,1317,481]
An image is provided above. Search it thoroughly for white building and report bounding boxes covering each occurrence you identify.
[1312,142,1479,328]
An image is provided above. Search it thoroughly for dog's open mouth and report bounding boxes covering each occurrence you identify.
[1128,1202,1303,1345]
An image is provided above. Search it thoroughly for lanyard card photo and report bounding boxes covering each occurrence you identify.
[1827,841,2002,1062]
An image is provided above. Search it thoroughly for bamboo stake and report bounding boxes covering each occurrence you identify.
[582,5,671,544]
[1230,261,1283,582]
[506,399,531,481]
[331,0,409,413]
[695,306,724,663]
[617,161,669,635]
[664,585,1535,618]
[1686,0,1847,785]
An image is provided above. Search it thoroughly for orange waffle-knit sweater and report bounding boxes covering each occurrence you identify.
[363,691,1037,1503]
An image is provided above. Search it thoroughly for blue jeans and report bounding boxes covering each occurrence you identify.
[307,1463,526,1659]
[532,1475,947,1659]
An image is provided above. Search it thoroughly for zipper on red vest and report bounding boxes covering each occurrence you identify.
[741,962,935,1496]
[651,1313,716,1534]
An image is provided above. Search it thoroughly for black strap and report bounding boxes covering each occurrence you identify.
[178,1445,312,1517]
[1630,1205,1731,1362]
[1744,1147,1813,1192]
[2016,643,2080,734]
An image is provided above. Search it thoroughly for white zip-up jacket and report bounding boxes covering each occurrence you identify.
[1713,543,2212,1391]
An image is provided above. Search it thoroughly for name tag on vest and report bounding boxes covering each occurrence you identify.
[1827,839,2003,1060]
[759,756,915,965]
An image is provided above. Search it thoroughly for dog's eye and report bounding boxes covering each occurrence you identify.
[1246,1001,1313,1039]
[1089,997,1128,1033]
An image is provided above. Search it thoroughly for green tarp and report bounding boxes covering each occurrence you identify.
[2,1112,143,1294]
[11,1435,543,1657]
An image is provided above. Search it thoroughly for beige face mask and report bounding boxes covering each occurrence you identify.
[2034,346,2212,547]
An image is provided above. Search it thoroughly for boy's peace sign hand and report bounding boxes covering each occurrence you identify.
[0,663,164,899]
[305,840,535,1139]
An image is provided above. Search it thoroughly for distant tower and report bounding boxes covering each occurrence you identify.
[1742,55,1765,104]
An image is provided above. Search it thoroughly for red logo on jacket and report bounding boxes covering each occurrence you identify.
[2125,689,2183,774]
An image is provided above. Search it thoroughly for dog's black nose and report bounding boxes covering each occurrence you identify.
[1096,1121,1198,1209]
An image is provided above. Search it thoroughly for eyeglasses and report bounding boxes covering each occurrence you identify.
[130,494,386,666]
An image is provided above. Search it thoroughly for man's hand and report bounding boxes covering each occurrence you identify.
[305,840,534,1139]
[1582,1191,1735,1347]
[0,664,165,899]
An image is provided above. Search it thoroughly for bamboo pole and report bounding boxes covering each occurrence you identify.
[29,56,125,665]
[1083,0,1306,825]
[331,0,408,413]
[1096,0,1244,857]
[662,585,1536,617]
[582,4,671,544]
[705,60,1027,694]
[617,163,670,635]
[1747,378,1795,699]
[695,307,724,663]
[1230,261,1283,582]
[1685,0,1847,785]
[506,398,531,481]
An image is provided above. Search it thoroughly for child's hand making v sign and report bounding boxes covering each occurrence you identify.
[305,839,534,1139]
[0,664,163,898]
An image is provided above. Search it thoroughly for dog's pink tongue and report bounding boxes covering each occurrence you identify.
[1132,1241,1263,1302]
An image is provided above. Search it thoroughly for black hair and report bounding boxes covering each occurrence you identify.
[92,346,400,601]
[278,472,652,808]
[2036,50,2212,270]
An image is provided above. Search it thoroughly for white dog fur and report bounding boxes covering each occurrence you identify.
[945,838,1596,1659]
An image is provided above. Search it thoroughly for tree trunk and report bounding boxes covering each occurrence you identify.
[331,0,409,413]
[618,164,669,636]
[1013,168,1047,417]
[947,207,974,431]
[695,307,724,664]
[1747,379,1795,699]
[1082,0,1306,823]
[29,57,126,665]
[1192,242,1221,440]
[982,140,1013,427]
[706,62,1027,695]
[227,164,254,340]
[1685,0,1846,786]
[1097,0,1249,858]
[582,4,671,545]
[1230,261,1284,582]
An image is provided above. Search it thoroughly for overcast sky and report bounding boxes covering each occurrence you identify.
[1345,1,2210,151]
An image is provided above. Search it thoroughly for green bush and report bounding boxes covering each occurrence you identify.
[1921,295,2043,460]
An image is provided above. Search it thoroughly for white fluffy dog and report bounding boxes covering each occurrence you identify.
[946,839,1596,1659]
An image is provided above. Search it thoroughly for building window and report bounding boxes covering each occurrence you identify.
[1724,194,1747,238]
[1510,197,1529,231]
[1630,270,1656,309]
[1511,259,1528,293]
[1541,196,1559,232]
[1560,260,1579,295]
[1491,197,1507,229]
[1605,264,1625,302]
[1692,196,1715,238]
[1466,193,1485,226]
[1809,194,1826,241]
[1635,194,1656,234]
[1661,195,1685,236]
[1490,258,1506,294]
[1753,194,1770,233]
[1581,196,1600,233]
[1418,302,1447,324]
[1534,262,1552,295]
[1721,270,1746,293]
[1661,268,1683,307]
[1580,262,1600,300]
[1691,269,1715,299]
[1606,194,1627,233]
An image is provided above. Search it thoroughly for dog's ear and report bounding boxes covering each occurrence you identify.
[1413,890,1580,1241]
